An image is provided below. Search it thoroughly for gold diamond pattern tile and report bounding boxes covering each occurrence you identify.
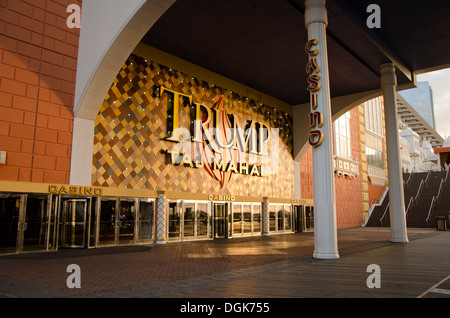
[92,55,294,198]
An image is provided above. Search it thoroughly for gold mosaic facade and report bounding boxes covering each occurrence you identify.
[92,54,294,198]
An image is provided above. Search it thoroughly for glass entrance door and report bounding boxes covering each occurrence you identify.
[0,194,53,255]
[232,203,260,236]
[0,195,21,254]
[168,202,180,240]
[138,200,154,243]
[61,199,87,248]
[180,201,211,241]
[252,205,261,234]
[243,205,252,234]
[21,194,50,252]
[214,203,227,238]
[98,199,116,245]
[305,206,314,231]
[98,199,137,246]
[118,200,135,244]
[232,204,242,235]
[293,205,304,232]
[182,202,195,239]
[197,202,209,238]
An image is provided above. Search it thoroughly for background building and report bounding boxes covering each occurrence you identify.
[399,82,436,129]
[397,93,444,148]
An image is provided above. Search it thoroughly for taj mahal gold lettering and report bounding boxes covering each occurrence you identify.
[159,86,268,177]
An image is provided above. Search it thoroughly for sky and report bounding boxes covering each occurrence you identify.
[416,68,450,140]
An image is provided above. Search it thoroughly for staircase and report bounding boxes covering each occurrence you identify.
[407,171,445,227]
[425,170,450,228]
[365,170,450,228]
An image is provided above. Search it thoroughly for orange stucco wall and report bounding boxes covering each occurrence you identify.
[0,0,81,183]
[300,107,363,228]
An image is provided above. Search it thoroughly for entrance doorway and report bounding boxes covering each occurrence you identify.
[98,198,136,246]
[231,203,262,236]
[168,201,211,241]
[268,204,294,233]
[60,199,87,248]
[0,194,22,254]
[292,205,314,232]
[305,205,314,231]
[0,194,56,255]
[213,203,227,238]
[293,205,303,232]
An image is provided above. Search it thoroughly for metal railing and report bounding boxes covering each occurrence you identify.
[444,167,450,184]
[375,169,447,228]
[425,178,445,226]
[424,170,431,185]
[364,185,388,226]
[403,172,413,186]
[405,178,425,217]
[380,202,390,227]
[424,168,449,227]
[426,196,436,227]
[405,196,414,219]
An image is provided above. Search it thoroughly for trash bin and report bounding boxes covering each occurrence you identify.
[436,216,447,231]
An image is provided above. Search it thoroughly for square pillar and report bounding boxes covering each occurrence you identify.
[156,191,168,244]
[262,197,270,236]
[69,117,95,186]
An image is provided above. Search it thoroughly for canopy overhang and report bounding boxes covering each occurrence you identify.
[141,0,450,106]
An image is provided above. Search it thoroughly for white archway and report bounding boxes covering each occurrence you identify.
[70,0,175,185]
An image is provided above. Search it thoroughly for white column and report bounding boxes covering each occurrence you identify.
[69,117,95,186]
[380,63,409,243]
[305,0,339,259]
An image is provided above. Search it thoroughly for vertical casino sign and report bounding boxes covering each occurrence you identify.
[305,39,324,147]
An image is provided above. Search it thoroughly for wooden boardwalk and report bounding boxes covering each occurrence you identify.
[0,227,449,300]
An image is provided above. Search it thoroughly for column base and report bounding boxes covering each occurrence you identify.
[156,240,167,245]
[313,251,340,259]
[391,237,409,243]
